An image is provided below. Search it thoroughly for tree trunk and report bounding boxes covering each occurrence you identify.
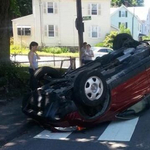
[0,0,10,62]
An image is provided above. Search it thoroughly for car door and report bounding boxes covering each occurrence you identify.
[98,49,108,57]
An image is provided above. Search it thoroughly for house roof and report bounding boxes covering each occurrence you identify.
[12,14,34,21]
[111,25,119,31]
[110,7,119,14]
[128,7,149,21]
[110,5,149,21]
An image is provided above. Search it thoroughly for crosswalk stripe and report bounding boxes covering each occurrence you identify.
[98,117,139,141]
[34,130,72,140]
[33,117,139,141]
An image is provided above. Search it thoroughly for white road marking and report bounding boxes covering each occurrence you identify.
[98,117,139,141]
[34,130,72,140]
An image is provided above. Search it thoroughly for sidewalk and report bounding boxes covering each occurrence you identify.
[0,97,33,147]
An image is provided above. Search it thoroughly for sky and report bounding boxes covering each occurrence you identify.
[144,0,150,8]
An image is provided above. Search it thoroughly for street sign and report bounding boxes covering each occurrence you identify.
[82,16,91,21]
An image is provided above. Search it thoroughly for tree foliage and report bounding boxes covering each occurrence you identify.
[0,0,32,62]
[16,0,32,17]
[0,0,11,62]
[10,0,20,17]
[111,0,144,7]
[10,0,32,18]
[142,34,150,40]
[103,31,118,48]
[119,24,131,34]
[97,24,132,48]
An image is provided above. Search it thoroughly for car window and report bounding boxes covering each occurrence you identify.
[91,47,99,51]
[108,49,113,53]
[98,49,107,52]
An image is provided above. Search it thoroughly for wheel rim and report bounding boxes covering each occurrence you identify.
[84,76,104,101]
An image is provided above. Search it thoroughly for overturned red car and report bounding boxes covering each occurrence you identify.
[22,34,150,131]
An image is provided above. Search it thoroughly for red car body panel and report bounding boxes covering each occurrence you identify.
[49,70,150,128]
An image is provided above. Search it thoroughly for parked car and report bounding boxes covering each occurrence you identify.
[22,33,150,131]
[91,47,113,60]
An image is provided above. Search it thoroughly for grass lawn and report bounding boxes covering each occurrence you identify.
[10,46,79,58]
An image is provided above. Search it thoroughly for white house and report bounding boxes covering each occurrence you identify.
[111,5,142,40]
[128,7,150,37]
[12,0,111,47]
[110,5,150,40]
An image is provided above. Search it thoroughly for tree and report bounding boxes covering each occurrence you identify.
[102,24,132,48]
[10,0,32,19]
[142,34,150,40]
[0,0,11,62]
[103,31,118,48]
[119,24,131,34]
[111,0,144,7]
[16,0,32,17]
[0,0,27,62]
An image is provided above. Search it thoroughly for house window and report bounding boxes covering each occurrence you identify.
[118,22,128,28]
[90,25,100,38]
[118,22,121,28]
[48,25,54,37]
[125,11,128,17]
[88,4,101,15]
[45,25,58,37]
[125,22,128,28]
[121,11,125,17]
[119,11,128,17]
[17,26,31,36]
[44,2,57,14]
[92,4,97,15]
[139,24,141,31]
[48,2,53,13]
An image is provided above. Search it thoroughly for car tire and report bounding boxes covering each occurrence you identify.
[113,33,133,50]
[74,70,107,107]
[34,67,61,86]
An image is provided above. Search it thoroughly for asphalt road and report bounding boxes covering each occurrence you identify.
[1,107,150,150]
[1,55,150,150]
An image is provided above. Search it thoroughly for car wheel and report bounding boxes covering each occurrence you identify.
[74,70,107,107]
[34,67,61,87]
[113,33,133,50]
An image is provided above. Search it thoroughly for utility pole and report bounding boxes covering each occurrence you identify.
[76,0,84,66]
[132,6,135,37]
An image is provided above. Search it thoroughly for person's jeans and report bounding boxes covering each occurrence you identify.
[29,68,38,91]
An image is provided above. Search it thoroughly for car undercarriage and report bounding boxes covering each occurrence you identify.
[22,33,150,131]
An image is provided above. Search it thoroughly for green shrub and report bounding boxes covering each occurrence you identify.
[0,62,29,97]
[119,24,131,35]
[42,47,61,54]
[142,34,150,40]
[61,47,70,53]
[42,47,70,54]
[103,31,118,48]
[95,42,104,47]
[10,45,29,54]
[10,37,14,45]
[10,45,22,54]
[95,24,132,49]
